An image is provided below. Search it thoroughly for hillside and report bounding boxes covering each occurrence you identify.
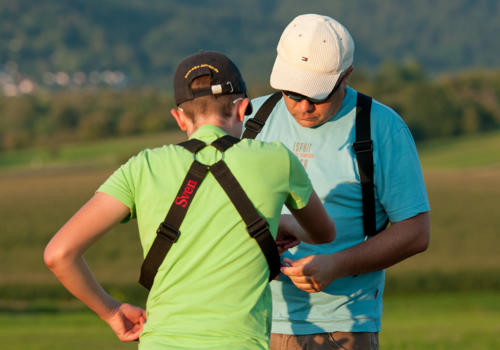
[1,0,499,88]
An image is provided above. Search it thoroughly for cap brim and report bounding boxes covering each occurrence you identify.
[270,55,342,100]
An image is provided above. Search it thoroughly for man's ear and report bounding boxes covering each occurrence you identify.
[342,66,354,84]
[171,108,188,132]
[236,98,250,122]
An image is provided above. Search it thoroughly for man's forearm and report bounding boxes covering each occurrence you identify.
[278,212,430,292]
[330,212,430,279]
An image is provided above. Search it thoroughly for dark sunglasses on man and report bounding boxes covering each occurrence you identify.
[283,73,345,104]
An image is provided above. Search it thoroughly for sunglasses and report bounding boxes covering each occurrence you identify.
[283,74,345,104]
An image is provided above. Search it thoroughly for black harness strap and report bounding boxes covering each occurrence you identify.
[242,92,282,139]
[210,134,241,152]
[353,92,388,236]
[210,160,281,281]
[177,138,208,153]
[139,156,208,290]
[211,135,280,280]
[139,136,280,290]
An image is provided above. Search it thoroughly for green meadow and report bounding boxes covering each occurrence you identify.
[1,130,499,349]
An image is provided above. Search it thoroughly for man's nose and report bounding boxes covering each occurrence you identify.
[297,99,315,113]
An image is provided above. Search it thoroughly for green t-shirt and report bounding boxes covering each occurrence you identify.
[98,125,312,349]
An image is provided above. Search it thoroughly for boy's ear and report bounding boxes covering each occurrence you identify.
[171,108,188,132]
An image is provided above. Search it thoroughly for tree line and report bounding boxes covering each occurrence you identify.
[0,63,499,152]
[352,63,500,141]
[1,0,499,86]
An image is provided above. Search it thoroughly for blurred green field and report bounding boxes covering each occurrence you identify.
[418,130,500,169]
[0,130,186,170]
[0,130,499,348]
[1,292,498,349]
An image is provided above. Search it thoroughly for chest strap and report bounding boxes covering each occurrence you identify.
[139,135,280,290]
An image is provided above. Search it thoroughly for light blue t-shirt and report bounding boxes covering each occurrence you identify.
[243,87,430,334]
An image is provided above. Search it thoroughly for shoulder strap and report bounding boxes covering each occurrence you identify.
[139,141,208,290]
[242,92,282,139]
[211,135,280,280]
[177,138,207,153]
[353,92,388,237]
[210,134,241,152]
[209,160,281,281]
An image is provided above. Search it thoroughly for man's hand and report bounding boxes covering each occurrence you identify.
[104,303,147,342]
[280,255,337,293]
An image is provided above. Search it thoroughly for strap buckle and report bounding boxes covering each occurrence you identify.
[353,140,373,153]
[211,81,234,95]
[247,217,269,239]
[244,118,265,134]
[156,222,180,243]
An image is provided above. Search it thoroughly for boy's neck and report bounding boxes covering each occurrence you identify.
[187,115,241,138]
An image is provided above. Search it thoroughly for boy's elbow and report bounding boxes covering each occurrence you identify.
[327,221,337,243]
[330,226,337,242]
[43,244,58,270]
[328,226,337,242]
[317,219,336,244]
[43,242,69,271]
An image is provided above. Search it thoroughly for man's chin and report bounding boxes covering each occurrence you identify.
[294,117,322,128]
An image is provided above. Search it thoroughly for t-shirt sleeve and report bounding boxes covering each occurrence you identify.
[376,125,430,222]
[97,156,138,221]
[284,147,313,210]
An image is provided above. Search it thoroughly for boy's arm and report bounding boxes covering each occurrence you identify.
[283,190,336,244]
[43,192,146,342]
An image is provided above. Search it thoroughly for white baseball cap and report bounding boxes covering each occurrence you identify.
[270,14,355,100]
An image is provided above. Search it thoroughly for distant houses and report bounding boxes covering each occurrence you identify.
[0,61,127,96]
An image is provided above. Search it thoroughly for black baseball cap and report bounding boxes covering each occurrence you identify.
[173,50,253,115]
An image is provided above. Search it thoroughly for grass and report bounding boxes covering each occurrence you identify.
[387,166,500,276]
[1,292,498,349]
[0,130,499,348]
[0,309,137,350]
[0,130,186,170]
[0,130,499,288]
[380,291,500,349]
[0,167,144,285]
[3,129,499,172]
[2,136,498,287]
[418,129,500,169]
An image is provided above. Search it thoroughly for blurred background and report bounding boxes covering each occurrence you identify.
[0,0,499,349]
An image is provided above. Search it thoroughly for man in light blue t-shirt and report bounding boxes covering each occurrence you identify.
[242,14,430,350]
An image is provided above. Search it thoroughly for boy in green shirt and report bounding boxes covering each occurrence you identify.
[44,50,335,349]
